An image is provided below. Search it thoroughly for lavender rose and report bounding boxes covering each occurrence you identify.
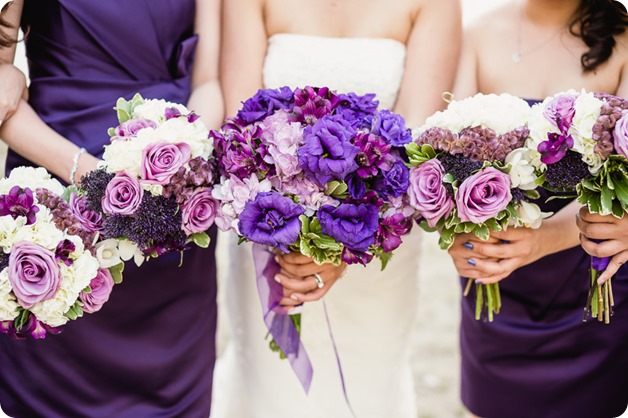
[318,203,379,252]
[544,94,576,133]
[102,172,143,215]
[114,118,157,138]
[238,192,304,253]
[69,192,103,232]
[456,167,512,224]
[371,110,412,147]
[408,160,455,228]
[298,115,359,185]
[80,268,115,314]
[613,112,628,158]
[0,186,40,225]
[8,241,62,309]
[181,188,218,235]
[140,141,191,185]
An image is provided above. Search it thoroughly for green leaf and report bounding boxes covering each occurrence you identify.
[612,200,625,218]
[405,143,437,166]
[325,181,348,199]
[191,232,211,248]
[484,218,501,232]
[600,186,614,216]
[439,227,456,250]
[474,224,491,241]
[612,173,628,205]
[14,309,30,331]
[109,262,125,284]
[524,189,541,200]
[107,127,116,137]
[443,173,455,184]
[588,194,602,214]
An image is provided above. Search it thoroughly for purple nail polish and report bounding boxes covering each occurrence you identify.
[464,242,474,250]
[468,259,476,266]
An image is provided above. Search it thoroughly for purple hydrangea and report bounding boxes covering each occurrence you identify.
[297,115,359,185]
[293,86,339,125]
[237,86,294,124]
[238,192,304,253]
[0,186,40,225]
[318,203,379,252]
[335,92,379,129]
[371,110,412,147]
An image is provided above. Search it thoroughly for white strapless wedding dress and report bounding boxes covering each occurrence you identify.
[212,34,421,418]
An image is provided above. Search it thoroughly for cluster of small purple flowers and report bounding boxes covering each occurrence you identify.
[211,86,416,266]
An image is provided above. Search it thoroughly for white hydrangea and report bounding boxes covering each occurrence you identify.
[0,167,65,196]
[133,99,188,124]
[0,269,19,322]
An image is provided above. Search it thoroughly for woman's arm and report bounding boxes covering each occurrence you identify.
[0,0,26,125]
[187,0,223,130]
[393,0,461,127]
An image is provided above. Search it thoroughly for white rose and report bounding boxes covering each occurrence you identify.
[71,252,100,293]
[505,149,538,190]
[95,239,122,268]
[101,137,146,176]
[0,167,65,196]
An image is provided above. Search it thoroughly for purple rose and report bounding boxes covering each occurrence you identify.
[102,172,143,215]
[318,203,379,252]
[371,110,412,147]
[80,268,115,314]
[374,160,409,199]
[408,160,455,228]
[456,167,512,224]
[298,115,359,185]
[181,188,218,235]
[114,118,157,138]
[69,192,103,232]
[238,192,305,253]
[538,132,574,164]
[613,112,628,158]
[0,186,39,225]
[237,86,294,124]
[140,141,191,185]
[8,242,62,309]
[544,94,576,133]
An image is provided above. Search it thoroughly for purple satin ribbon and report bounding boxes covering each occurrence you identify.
[252,244,313,393]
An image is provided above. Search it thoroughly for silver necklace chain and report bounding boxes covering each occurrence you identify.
[512,4,567,63]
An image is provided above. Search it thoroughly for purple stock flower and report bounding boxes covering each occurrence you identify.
[293,86,339,125]
[238,192,304,253]
[102,172,143,216]
[8,242,62,309]
[318,203,379,252]
[297,115,359,185]
[140,141,192,185]
[55,239,76,266]
[408,160,455,228]
[69,193,103,233]
[371,110,412,147]
[544,94,576,133]
[538,132,574,164]
[354,132,393,178]
[336,93,379,129]
[374,160,409,199]
[237,86,294,124]
[0,186,40,225]
[456,167,512,224]
[376,213,412,253]
[80,268,115,314]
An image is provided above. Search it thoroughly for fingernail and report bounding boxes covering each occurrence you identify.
[463,242,474,250]
[468,259,476,266]
[274,255,280,263]
[290,294,300,301]
[502,240,510,244]
[274,275,281,283]
[475,279,484,285]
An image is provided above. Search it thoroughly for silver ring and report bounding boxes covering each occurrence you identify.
[313,273,324,289]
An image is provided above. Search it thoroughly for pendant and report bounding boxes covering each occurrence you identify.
[512,52,522,63]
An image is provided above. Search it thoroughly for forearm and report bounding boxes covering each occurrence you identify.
[188,80,224,130]
[0,100,99,182]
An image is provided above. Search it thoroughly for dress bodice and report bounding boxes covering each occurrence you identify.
[263,33,406,109]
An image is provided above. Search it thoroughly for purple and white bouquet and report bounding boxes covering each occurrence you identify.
[79,94,217,267]
[211,86,415,390]
[0,167,113,339]
[526,90,628,322]
[408,93,544,321]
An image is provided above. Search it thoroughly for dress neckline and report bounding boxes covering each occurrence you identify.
[267,33,406,49]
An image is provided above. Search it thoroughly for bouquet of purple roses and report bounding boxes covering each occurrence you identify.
[79,94,218,269]
[408,93,544,321]
[525,90,628,323]
[0,167,115,339]
[211,86,416,390]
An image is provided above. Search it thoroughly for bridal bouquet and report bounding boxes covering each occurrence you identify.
[211,86,416,390]
[0,167,112,339]
[408,93,543,321]
[526,90,628,323]
[79,94,217,267]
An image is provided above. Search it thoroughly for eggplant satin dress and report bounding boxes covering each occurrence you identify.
[460,101,628,418]
[0,2,217,417]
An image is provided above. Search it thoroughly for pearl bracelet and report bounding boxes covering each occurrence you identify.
[69,147,86,185]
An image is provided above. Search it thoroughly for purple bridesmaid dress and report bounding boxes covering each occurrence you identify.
[460,100,628,418]
[0,1,217,417]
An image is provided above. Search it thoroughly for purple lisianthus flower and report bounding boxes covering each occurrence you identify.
[374,160,409,199]
[613,112,628,158]
[238,192,304,252]
[408,160,455,228]
[55,239,76,266]
[347,174,366,199]
[0,186,39,225]
[318,203,379,252]
[181,188,218,235]
[80,268,115,314]
[538,132,574,164]
[376,213,413,253]
[102,172,143,216]
[341,247,374,266]
[354,132,393,178]
[140,141,192,185]
[237,86,294,124]
[456,167,512,224]
[8,242,62,309]
[336,93,379,129]
[371,110,412,147]
[69,193,103,232]
[544,94,576,133]
[293,86,339,125]
[298,115,359,185]
[114,118,157,139]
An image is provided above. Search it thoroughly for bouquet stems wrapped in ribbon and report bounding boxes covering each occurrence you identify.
[211,86,416,392]
[408,93,544,321]
[528,91,628,323]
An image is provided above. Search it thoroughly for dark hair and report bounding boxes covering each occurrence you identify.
[570,0,628,72]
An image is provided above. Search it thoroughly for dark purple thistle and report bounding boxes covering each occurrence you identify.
[354,132,393,178]
[237,86,295,124]
[238,192,304,253]
[0,186,40,225]
[538,132,574,164]
[293,86,340,125]
[318,203,379,252]
[543,150,590,192]
[376,213,413,253]
[55,239,76,266]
